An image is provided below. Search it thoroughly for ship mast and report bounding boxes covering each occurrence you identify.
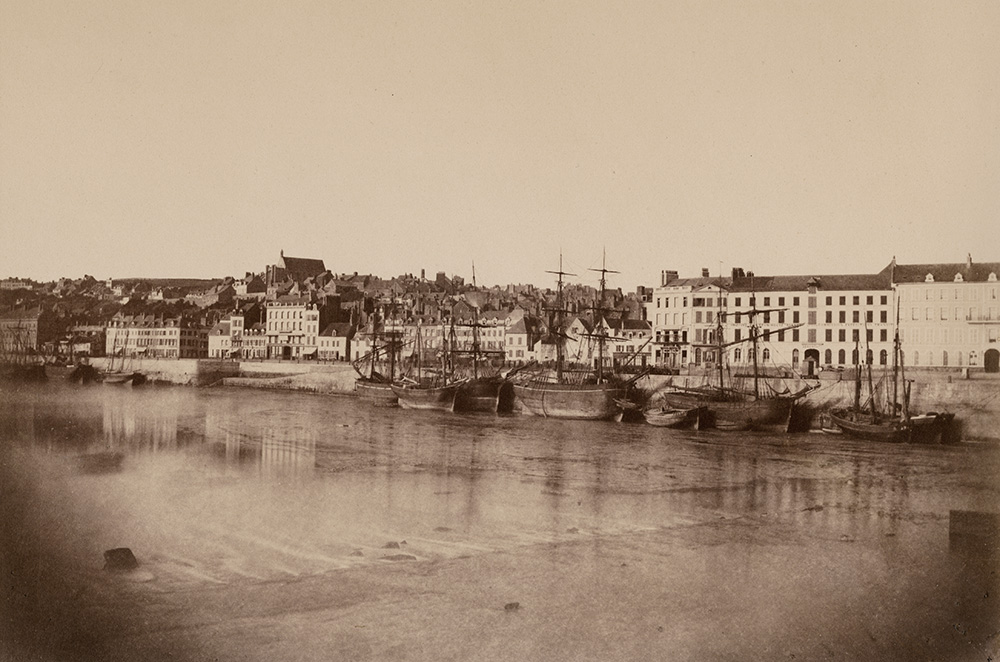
[546,253,576,383]
[750,275,760,398]
[588,249,618,384]
[471,262,480,381]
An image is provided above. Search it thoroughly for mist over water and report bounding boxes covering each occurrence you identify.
[2,382,998,661]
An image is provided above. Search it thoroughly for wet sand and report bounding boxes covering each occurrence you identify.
[2,384,998,661]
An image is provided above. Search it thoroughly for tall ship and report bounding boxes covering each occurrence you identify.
[658,291,810,430]
[103,327,146,386]
[828,305,954,443]
[511,253,644,421]
[391,323,465,412]
[353,307,403,406]
[452,266,515,414]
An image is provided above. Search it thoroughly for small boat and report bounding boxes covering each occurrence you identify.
[643,405,705,429]
[828,307,955,444]
[391,378,465,412]
[103,371,146,387]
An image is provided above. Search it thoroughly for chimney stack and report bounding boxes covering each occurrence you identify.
[702,267,710,278]
[967,253,973,270]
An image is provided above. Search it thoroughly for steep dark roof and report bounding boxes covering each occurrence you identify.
[280,255,326,276]
[890,261,1000,284]
[320,322,355,338]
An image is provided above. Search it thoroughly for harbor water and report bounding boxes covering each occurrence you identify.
[2,382,998,661]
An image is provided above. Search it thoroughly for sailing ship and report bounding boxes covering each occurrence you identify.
[103,326,146,386]
[510,253,644,421]
[659,290,810,431]
[0,320,46,382]
[353,307,402,406]
[452,266,515,414]
[391,322,466,412]
[828,307,954,443]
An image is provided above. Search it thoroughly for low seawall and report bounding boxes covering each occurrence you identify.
[225,362,357,394]
[91,358,240,386]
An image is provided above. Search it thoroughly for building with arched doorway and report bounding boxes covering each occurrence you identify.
[892,255,1000,373]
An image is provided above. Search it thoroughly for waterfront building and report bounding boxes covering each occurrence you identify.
[318,323,354,361]
[645,270,727,371]
[105,314,208,359]
[892,255,1000,373]
[725,270,893,377]
[264,297,327,360]
[605,317,653,369]
[265,250,326,296]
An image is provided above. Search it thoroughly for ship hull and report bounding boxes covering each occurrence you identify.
[663,391,794,431]
[643,406,704,429]
[512,382,626,421]
[455,378,514,414]
[356,379,398,406]
[828,409,956,444]
[391,383,460,412]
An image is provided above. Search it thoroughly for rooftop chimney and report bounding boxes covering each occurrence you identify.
[660,270,679,286]
[702,268,710,278]
[967,253,973,270]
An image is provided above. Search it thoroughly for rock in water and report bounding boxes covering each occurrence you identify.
[383,541,400,549]
[504,602,520,611]
[103,548,139,571]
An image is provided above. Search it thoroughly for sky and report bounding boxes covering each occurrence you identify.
[1,0,997,290]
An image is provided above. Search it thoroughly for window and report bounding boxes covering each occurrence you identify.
[808,297,816,308]
[866,329,873,342]
[825,311,833,323]
[778,311,785,323]
[866,311,873,323]
[825,329,833,342]
[940,307,947,320]
[734,348,741,362]
[792,329,800,341]
[838,349,846,364]
[793,297,800,306]
[839,296,846,305]
[880,311,887,323]
[825,296,832,305]
[824,349,832,364]
[764,297,770,306]
[913,351,919,366]
[880,329,887,342]
[763,312,770,323]
[942,351,949,367]
[777,330,785,341]
[852,329,860,342]
[793,311,800,323]
[735,329,742,341]
[792,349,799,366]
[853,311,860,323]
[839,329,846,342]
[853,296,860,305]
[880,349,888,365]
[807,329,816,343]
[778,297,785,306]
[808,311,816,324]
[881,295,887,305]
[735,297,741,306]
[839,311,846,323]
[866,296,873,305]
[852,348,859,364]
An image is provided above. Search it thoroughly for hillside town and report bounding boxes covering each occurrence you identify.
[2,251,999,376]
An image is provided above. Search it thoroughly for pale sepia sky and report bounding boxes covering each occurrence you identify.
[1,0,997,289]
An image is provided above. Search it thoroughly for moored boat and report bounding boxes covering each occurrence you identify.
[643,404,705,429]
[391,379,465,412]
[512,379,627,421]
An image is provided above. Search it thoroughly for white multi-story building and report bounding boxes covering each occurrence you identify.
[265,298,323,359]
[105,314,207,359]
[892,256,1000,372]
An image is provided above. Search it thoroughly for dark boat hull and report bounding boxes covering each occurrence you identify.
[356,379,398,406]
[455,378,514,414]
[391,383,460,412]
[829,409,956,444]
[512,382,626,421]
[663,392,794,431]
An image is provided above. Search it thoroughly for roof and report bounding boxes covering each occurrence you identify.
[320,322,355,338]
[659,276,729,290]
[728,272,891,293]
[890,261,1000,284]
[608,318,651,331]
[280,255,326,276]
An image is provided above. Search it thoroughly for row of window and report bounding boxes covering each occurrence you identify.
[900,285,998,301]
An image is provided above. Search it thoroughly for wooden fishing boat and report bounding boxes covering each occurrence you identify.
[643,405,705,429]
